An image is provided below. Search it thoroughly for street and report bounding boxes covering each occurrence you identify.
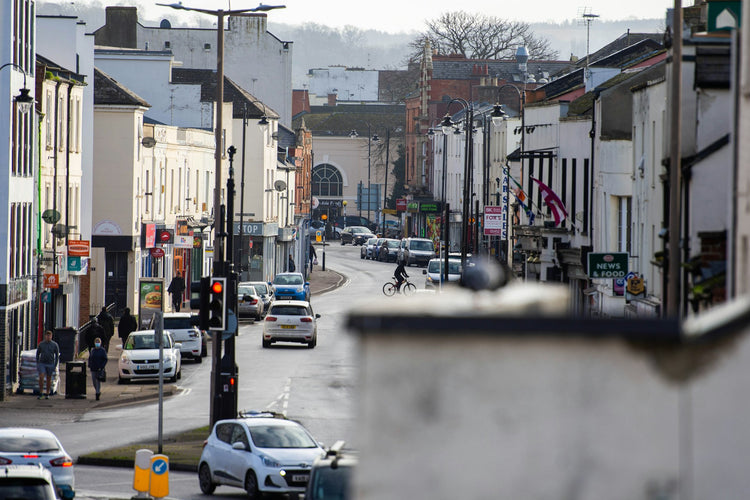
[2,242,407,499]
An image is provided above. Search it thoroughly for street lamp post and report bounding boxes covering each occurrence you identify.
[440,97,474,269]
[350,125,379,227]
[157,1,286,427]
[0,63,34,114]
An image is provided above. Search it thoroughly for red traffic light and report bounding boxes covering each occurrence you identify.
[211,280,223,294]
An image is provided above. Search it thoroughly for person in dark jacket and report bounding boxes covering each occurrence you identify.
[288,254,296,272]
[394,261,409,292]
[167,272,186,312]
[118,307,138,347]
[96,306,115,351]
[88,337,108,400]
[86,317,106,353]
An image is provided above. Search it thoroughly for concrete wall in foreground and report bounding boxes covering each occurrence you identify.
[348,285,750,500]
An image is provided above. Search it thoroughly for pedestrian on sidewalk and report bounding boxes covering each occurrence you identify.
[288,254,296,272]
[87,337,107,401]
[96,306,114,351]
[86,317,106,352]
[309,244,317,273]
[36,330,59,399]
[167,272,186,312]
[118,307,138,347]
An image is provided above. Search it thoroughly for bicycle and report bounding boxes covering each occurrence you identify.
[382,277,417,297]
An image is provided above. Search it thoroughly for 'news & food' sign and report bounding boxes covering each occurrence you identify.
[587,252,628,279]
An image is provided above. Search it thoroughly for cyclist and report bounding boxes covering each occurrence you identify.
[394,260,409,293]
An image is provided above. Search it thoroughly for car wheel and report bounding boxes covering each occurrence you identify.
[256,312,262,321]
[201,342,208,357]
[198,463,216,495]
[244,470,259,499]
[169,373,178,383]
[117,376,128,385]
[262,339,271,348]
[308,337,317,348]
[195,355,202,364]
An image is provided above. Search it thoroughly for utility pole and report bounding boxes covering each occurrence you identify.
[667,1,683,317]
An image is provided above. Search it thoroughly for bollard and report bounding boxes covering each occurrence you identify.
[132,449,153,498]
[149,454,169,499]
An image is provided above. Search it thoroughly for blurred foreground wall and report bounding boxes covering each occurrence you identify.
[347,284,750,500]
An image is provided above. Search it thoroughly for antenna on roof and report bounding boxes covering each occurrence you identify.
[577,7,599,83]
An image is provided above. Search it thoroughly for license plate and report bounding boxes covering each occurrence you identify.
[292,475,308,482]
[137,364,157,370]
[281,325,296,329]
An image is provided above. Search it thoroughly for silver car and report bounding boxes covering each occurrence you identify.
[238,284,265,320]
[246,281,274,312]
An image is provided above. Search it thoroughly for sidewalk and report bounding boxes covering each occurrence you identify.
[4,267,345,412]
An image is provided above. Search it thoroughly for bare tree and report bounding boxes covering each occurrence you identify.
[408,11,558,63]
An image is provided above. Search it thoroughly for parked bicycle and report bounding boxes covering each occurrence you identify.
[382,277,417,296]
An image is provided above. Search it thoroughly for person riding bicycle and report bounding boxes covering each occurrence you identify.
[394,260,409,293]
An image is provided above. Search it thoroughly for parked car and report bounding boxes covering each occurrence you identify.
[238,283,265,320]
[0,464,59,500]
[398,237,436,266]
[0,428,75,499]
[263,300,320,348]
[340,226,375,246]
[361,237,379,259]
[190,313,209,357]
[270,272,310,301]
[332,215,374,232]
[378,238,401,262]
[118,330,182,384]
[198,411,325,498]
[306,441,356,500]
[246,281,274,311]
[423,257,462,290]
[149,312,202,362]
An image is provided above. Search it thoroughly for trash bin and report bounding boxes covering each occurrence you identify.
[54,327,79,363]
[65,361,87,399]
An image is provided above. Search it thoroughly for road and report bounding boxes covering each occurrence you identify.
[7,243,411,499]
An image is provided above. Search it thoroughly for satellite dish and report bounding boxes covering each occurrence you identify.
[42,210,61,225]
[142,137,157,148]
[274,180,287,192]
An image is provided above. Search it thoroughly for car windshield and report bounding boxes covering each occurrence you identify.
[386,240,400,248]
[252,284,269,294]
[239,286,257,296]
[163,317,192,329]
[0,436,60,453]
[308,465,353,500]
[411,240,434,251]
[428,260,462,274]
[270,305,310,316]
[248,425,318,449]
[367,238,377,245]
[351,227,369,233]
[126,333,170,350]
[273,275,303,285]
[0,481,56,500]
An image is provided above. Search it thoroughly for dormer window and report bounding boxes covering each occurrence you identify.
[164,41,171,49]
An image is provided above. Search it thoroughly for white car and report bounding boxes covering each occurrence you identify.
[118,330,182,384]
[198,411,325,498]
[0,464,58,500]
[0,428,75,499]
[423,257,462,290]
[149,312,202,362]
[263,300,320,348]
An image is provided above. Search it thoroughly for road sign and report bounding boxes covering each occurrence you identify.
[149,454,169,498]
[587,252,628,278]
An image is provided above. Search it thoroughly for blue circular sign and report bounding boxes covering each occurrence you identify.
[152,458,168,475]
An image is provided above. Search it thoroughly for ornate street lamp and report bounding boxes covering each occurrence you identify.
[0,63,34,114]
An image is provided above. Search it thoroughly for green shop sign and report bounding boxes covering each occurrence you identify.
[407,202,419,212]
[419,202,442,213]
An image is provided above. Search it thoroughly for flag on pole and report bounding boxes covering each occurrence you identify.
[512,189,535,226]
[531,177,568,226]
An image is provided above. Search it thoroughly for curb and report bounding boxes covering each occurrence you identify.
[311,269,347,296]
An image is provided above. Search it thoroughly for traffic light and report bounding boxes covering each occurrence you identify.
[208,277,227,331]
[190,277,210,331]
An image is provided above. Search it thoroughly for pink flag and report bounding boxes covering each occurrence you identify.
[531,177,568,226]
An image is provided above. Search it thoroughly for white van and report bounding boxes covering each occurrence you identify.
[398,238,436,266]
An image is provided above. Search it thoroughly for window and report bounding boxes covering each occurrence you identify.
[204,43,211,51]
[164,41,171,49]
[312,164,342,197]
[617,196,632,253]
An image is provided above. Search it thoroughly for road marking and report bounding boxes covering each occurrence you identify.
[265,378,291,417]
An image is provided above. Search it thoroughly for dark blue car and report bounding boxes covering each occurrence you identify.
[270,272,310,301]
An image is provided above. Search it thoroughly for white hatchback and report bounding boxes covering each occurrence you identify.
[0,428,75,499]
[198,412,325,498]
[150,312,203,362]
[118,330,182,383]
[263,300,320,348]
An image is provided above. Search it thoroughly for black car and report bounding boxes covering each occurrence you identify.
[340,226,375,245]
[332,215,376,232]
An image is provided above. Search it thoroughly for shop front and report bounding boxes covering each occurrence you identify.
[233,221,279,282]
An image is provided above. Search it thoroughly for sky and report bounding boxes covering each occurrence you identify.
[77,0,675,34]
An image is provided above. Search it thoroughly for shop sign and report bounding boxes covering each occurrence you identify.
[44,274,59,289]
[407,202,419,213]
[145,224,156,248]
[419,202,442,213]
[483,206,504,236]
[150,247,166,258]
[68,239,90,257]
[67,256,82,272]
[587,252,628,278]
[233,222,264,236]
[396,199,408,211]
[157,228,173,244]
[174,235,193,248]
[193,236,202,249]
